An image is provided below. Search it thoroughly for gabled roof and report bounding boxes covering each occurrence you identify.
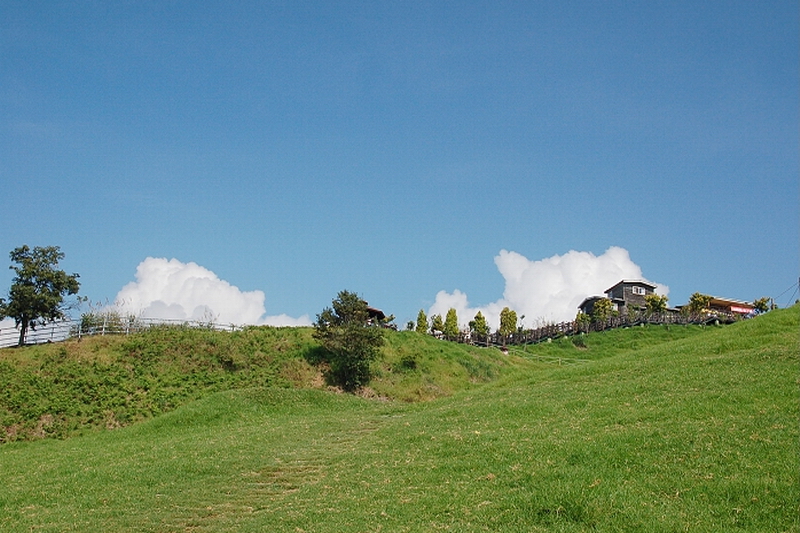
[366,306,386,321]
[578,295,606,309]
[605,279,658,294]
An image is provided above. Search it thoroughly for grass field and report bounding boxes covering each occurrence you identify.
[1,307,797,532]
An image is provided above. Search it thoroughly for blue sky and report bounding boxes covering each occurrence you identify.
[1,1,797,327]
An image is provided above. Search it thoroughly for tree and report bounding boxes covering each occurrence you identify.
[686,292,712,315]
[430,314,444,335]
[443,308,459,339]
[416,309,428,334]
[499,307,517,337]
[752,297,771,314]
[575,311,591,332]
[469,311,489,339]
[591,298,613,325]
[644,293,669,315]
[312,290,384,391]
[0,245,80,347]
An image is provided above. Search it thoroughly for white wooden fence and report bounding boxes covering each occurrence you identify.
[0,317,243,348]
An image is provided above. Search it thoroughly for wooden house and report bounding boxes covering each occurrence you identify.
[578,279,658,315]
[605,280,657,312]
[577,295,606,316]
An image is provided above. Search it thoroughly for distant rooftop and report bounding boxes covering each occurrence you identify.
[605,279,658,292]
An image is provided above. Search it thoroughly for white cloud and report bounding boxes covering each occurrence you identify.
[429,246,668,329]
[114,257,311,326]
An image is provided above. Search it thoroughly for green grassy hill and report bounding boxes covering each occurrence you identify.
[0,323,535,442]
[1,307,797,531]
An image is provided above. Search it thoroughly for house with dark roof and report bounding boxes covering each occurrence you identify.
[577,295,607,316]
[578,279,658,316]
[605,279,658,312]
[366,306,385,322]
[366,305,398,329]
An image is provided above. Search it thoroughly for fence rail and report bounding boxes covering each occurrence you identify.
[1,310,744,350]
[0,317,244,348]
[437,311,742,350]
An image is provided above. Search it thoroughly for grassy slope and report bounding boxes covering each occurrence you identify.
[0,325,321,441]
[0,308,797,532]
[0,324,531,441]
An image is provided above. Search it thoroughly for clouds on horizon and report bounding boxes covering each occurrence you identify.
[114,258,311,327]
[112,248,665,331]
[428,246,668,329]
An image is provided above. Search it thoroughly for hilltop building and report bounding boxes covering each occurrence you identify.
[675,296,756,317]
[578,279,658,315]
[706,296,755,316]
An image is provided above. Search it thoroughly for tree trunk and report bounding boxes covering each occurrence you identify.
[17,318,28,347]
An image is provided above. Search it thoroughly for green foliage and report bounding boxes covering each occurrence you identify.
[590,297,613,323]
[313,290,385,391]
[687,292,712,314]
[79,309,140,335]
[415,309,428,334]
[0,245,80,346]
[644,293,668,314]
[469,311,489,338]
[571,334,587,348]
[575,311,591,332]
[752,297,771,313]
[398,351,418,370]
[499,306,517,337]
[430,313,444,334]
[443,308,459,338]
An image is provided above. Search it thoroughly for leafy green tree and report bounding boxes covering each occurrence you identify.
[644,293,669,315]
[591,298,613,324]
[752,297,771,314]
[499,307,517,337]
[443,308,459,339]
[416,309,428,334]
[469,311,489,338]
[0,245,80,347]
[430,314,444,334]
[312,290,384,391]
[687,292,712,315]
[575,311,591,332]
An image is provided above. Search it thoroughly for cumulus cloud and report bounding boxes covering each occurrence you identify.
[429,247,668,329]
[114,258,311,326]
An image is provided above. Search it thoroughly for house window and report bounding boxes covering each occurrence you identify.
[632,286,646,295]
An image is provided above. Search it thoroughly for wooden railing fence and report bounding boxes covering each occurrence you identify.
[435,311,741,350]
[1,309,744,350]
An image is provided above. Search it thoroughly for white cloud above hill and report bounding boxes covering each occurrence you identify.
[428,246,668,329]
[114,258,311,326]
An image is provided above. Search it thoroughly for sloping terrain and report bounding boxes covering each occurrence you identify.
[1,307,797,532]
[0,323,533,442]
